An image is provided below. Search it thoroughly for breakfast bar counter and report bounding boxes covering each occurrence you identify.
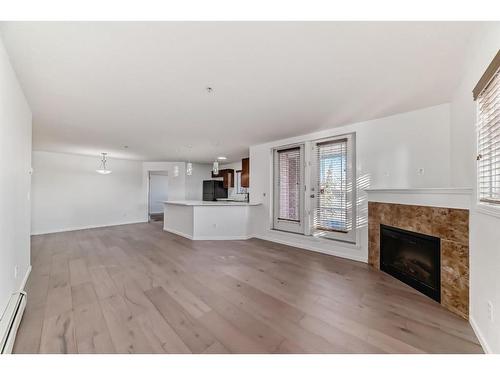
[162,200,260,240]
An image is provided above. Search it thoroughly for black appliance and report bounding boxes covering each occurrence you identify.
[203,180,227,201]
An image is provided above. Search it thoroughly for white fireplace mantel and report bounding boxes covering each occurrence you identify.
[364,188,473,210]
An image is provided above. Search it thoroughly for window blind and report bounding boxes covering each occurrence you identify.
[313,138,348,232]
[277,147,301,221]
[477,66,500,204]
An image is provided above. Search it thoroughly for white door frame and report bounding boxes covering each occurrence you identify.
[148,170,169,221]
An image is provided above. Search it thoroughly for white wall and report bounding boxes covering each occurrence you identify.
[449,23,500,353]
[30,158,212,234]
[142,161,186,204]
[185,163,213,200]
[249,104,451,262]
[0,35,32,316]
[142,161,212,203]
[31,151,145,234]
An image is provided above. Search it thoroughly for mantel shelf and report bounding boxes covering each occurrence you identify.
[364,187,473,209]
[364,187,472,195]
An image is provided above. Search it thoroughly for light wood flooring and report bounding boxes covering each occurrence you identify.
[13,222,482,354]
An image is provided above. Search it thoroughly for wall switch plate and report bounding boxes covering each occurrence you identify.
[487,301,494,322]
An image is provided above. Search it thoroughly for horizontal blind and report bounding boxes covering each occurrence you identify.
[314,138,348,232]
[277,147,301,222]
[478,67,500,204]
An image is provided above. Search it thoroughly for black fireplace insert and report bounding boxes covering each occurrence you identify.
[380,224,441,302]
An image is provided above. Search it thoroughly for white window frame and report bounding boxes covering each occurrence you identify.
[310,133,356,243]
[273,144,305,234]
[473,50,500,213]
[476,71,500,208]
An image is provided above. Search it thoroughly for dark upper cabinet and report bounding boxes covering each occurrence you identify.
[241,157,249,188]
[211,169,234,188]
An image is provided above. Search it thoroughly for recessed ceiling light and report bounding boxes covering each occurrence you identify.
[217,156,227,160]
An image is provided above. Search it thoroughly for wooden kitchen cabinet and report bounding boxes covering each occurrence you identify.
[211,169,234,188]
[241,157,249,187]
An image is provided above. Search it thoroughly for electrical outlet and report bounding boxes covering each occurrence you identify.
[14,265,18,279]
[487,301,494,322]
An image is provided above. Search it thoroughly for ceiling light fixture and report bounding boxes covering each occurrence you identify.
[96,153,112,175]
[217,156,227,161]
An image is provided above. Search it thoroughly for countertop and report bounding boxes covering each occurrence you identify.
[163,200,261,206]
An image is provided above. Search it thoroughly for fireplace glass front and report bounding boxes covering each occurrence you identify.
[380,224,441,302]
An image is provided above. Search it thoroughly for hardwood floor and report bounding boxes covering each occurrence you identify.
[13,222,482,354]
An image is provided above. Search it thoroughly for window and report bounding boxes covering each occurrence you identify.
[312,134,356,242]
[273,145,305,233]
[235,170,248,194]
[272,134,356,242]
[475,50,500,205]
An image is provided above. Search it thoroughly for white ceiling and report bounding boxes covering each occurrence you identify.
[0,22,482,162]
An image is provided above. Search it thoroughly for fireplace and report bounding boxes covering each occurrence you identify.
[380,224,441,302]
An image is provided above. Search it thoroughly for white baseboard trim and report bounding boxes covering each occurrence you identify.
[254,234,368,263]
[470,315,493,354]
[19,265,31,292]
[164,227,194,240]
[0,265,30,354]
[164,227,251,241]
[31,220,148,235]
[194,235,252,240]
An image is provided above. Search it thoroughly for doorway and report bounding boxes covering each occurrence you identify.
[148,171,168,222]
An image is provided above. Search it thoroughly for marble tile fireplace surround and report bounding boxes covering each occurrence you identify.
[365,188,472,319]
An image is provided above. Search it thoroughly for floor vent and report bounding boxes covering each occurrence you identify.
[0,291,27,354]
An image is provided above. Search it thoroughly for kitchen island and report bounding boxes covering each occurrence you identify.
[163,200,260,240]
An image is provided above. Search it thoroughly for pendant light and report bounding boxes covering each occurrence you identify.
[185,145,193,176]
[211,140,222,174]
[96,153,112,174]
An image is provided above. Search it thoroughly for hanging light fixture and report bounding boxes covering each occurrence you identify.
[185,145,193,176]
[211,141,221,174]
[96,153,112,174]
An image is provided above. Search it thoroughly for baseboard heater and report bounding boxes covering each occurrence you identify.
[0,291,27,354]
